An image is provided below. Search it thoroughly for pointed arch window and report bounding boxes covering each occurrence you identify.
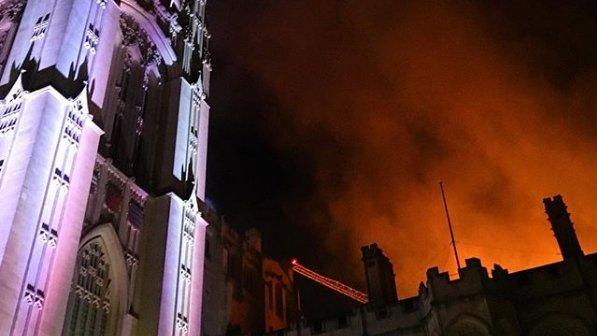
[63,241,111,336]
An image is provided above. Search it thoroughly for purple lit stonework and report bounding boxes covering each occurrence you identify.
[0,0,211,335]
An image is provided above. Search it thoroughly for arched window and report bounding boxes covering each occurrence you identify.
[63,241,111,336]
[63,225,128,336]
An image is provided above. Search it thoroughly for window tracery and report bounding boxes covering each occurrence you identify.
[63,241,112,336]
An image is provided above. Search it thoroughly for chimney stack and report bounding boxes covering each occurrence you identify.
[361,243,398,307]
[543,195,584,260]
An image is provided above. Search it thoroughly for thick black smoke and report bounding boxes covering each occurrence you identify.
[207,1,597,296]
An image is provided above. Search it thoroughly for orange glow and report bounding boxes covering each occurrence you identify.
[224,1,597,296]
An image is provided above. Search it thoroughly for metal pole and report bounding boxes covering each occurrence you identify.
[440,181,462,271]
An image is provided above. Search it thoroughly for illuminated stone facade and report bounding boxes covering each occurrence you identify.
[273,196,597,336]
[0,0,211,335]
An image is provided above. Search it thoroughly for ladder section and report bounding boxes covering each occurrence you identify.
[291,259,368,304]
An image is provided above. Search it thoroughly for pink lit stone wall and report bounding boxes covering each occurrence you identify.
[136,192,207,336]
[0,0,212,334]
[0,0,117,107]
[0,83,102,335]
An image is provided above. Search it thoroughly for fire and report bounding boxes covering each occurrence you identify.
[211,1,597,296]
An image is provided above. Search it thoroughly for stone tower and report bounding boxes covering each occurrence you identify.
[544,195,584,260]
[0,0,212,335]
[361,243,398,307]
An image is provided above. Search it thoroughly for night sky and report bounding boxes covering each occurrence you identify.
[205,0,597,302]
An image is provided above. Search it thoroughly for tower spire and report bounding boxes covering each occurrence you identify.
[361,243,398,307]
[543,195,584,260]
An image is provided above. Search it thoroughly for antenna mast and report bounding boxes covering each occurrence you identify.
[439,181,462,271]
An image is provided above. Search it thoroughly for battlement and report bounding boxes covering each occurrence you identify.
[361,243,388,260]
[269,251,597,336]
[543,195,568,219]
[361,243,398,305]
[543,194,583,259]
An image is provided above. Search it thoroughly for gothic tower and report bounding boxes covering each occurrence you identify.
[361,243,398,307]
[0,0,212,335]
[544,195,584,260]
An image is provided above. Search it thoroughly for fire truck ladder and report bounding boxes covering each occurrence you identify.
[291,259,369,304]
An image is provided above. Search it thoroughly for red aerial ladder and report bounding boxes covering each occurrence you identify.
[290,258,368,304]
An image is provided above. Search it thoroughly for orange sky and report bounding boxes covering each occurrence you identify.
[212,1,596,296]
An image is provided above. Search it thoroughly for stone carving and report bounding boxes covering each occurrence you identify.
[125,249,138,266]
[119,13,162,66]
[180,264,192,284]
[95,0,106,9]
[153,0,182,41]
[30,14,50,41]
[39,223,58,248]
[176,312,189,334]
[83,24,100,54]
[0,0,25,22]
[24,284,45,310]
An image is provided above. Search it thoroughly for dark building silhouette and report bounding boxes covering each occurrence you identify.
[544,195,584,260]
[361,243,398,307]
[266,195,597,336]
[201,209,299,336]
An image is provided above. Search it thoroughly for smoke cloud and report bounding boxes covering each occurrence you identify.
[210,1,597,295]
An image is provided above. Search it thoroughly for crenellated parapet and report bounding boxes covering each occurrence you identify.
[273,202,597,336]
[425,258,490,303]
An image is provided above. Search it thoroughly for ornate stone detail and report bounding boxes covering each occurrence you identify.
[38,223,58,248]
[63,125,81,144]
[66,241,111,334]
[120,14,138,46]
[184,205,197,223]
[1,100,22,117]
[0,0,26,22]
[135,115,144,135]
[102,300,110,313]
[180,264,192,284]
[67,108,85,129]
[182,194,201,245]
[144,46,162,66]
[188,134,198,154]
[83,24,100,54]
[0,97,23,135]
[125,250,138,266]
[183,212,196,243]
[191,84,204,106]
[119,14,162,66]
[153,0,182,41]
[0,115,16,133]
[24,284,45,310]
[31,14,50,41]
[75,284,102,307]
[95,0,106,9]
[53,167,70,187]
[176,312,189,334]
